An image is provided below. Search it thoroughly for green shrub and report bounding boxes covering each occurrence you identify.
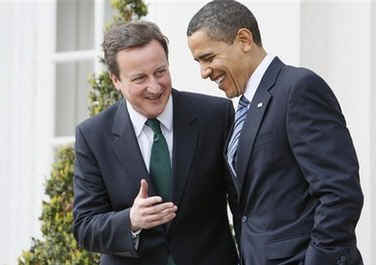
[18,1,147,264]
[19,147,99,265]
[88,71,122,117]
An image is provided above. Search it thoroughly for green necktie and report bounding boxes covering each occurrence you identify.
[146,118,172,201]
[146,119,176,265]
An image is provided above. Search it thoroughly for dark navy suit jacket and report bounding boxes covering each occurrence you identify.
[73,89,238,265]
[227,57,364,265]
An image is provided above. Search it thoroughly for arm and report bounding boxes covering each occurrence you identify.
[73,126,138,257]
[286,71,363,265]
[73,126,177,257]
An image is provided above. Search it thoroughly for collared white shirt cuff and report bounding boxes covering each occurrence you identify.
[130,229,142,250]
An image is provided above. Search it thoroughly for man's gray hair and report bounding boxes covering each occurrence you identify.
[102,21,169,79]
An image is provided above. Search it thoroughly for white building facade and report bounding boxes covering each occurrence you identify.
[0,0,375,264]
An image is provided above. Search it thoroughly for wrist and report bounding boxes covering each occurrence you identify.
[129,206,141,231]
[130,228,142,238]
[130,224,141,232]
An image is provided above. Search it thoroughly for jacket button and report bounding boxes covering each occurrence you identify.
[241,216,248,222]
[336,255,346,265]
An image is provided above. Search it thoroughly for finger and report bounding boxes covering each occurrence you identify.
[137,179,148,199]
[144,207,177,222]
[138,196,163,207]
[144,213,176,229]
[143,203,177,215]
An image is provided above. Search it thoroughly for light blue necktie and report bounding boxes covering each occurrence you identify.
[227,95,250,177]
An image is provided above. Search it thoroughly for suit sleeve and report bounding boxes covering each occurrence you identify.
[286,72,363,265]
[73,126,139,258]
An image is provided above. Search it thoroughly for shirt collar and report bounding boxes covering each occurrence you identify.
[157,94,173,132]
[126,94,173,137]
[243,54,275,103]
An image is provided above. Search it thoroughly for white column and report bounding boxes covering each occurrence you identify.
[0,1,55,264]
[370,2,376,264]
[94,0,105,74]
[0,2,14,264]
[34,0,56,233]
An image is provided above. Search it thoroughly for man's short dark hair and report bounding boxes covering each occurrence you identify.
[187,0,262,46]
[102,21,169,79]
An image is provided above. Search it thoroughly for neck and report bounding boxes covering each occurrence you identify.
[245,47,267,80]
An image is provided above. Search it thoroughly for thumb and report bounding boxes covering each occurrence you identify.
[137,179,148,199]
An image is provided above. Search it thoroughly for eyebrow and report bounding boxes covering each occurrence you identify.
[195,52,213,62]
[156,65,168,71]
[128,64,168,79]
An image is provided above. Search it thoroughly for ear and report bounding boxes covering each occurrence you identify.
[235,28,253,53]
[110,73,122,91]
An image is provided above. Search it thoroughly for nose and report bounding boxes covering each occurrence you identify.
[200,65,212,79]
[148,77,161,93]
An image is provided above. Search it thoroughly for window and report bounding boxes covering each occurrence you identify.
[51,0,115,146]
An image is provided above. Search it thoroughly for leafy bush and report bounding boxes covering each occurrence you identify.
[19,147,99,265]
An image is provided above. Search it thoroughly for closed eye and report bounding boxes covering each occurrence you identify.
[203,56,214,63]
[197,53,215,63]
[155,68,167,77]
[131,75,146,83]
[156,69,166,74]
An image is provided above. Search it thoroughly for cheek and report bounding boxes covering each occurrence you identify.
[211,59,225,71]
[159,76,172,90]
[122,85,143,101]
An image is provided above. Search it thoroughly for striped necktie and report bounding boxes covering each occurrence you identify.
[227,95,250,177]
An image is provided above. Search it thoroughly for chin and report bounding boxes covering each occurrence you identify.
[147,107,165,118]
[225,91,237,99]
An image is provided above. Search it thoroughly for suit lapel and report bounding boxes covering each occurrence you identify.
[170,90,199,207]
[111,100,157,196]
[236,93,271,190]
[112,93,199,232]
[236,58,283,189]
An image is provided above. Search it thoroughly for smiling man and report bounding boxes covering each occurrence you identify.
[187,1,364,265]
[73,21,238,265]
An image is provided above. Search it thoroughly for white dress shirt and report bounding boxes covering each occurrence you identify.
[243,54,275,103]
[126,95,173,171]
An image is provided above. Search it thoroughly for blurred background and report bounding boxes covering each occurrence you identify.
[0,0,375,264]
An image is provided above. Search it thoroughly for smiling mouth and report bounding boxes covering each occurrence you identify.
[213,75,225,89]
[146,93,163,101]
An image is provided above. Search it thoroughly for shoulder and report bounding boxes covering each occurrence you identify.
[76,100,122,133]
[173,89,233,112]
[172,90,234,129]
[274,64,331,101]
[280,64,316,81]
[281,65,326,87]
[281,66,341,115]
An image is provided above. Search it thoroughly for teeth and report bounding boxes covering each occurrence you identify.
[147,94,162,100]
[214,76,224,85]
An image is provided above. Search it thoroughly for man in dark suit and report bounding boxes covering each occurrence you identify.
[187,1,364,265]
[73,21,238,265]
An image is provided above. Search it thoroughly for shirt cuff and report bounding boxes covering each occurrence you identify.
[130,229,142,250]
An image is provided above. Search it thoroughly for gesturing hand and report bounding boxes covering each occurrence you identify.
[129,179,177,231]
